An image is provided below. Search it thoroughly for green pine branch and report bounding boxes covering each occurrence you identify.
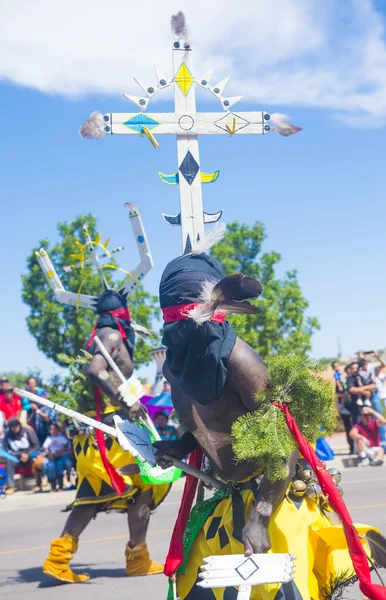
[232,354,337,482]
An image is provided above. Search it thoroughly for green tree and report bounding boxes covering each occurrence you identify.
[209,222,320,356]
[22,214,159,369]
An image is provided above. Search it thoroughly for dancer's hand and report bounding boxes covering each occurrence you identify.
[242,515,271,556]
[153,440,186,468]
[128,400,148,421]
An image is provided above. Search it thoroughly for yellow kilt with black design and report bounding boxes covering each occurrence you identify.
[177,486,377,600]
[67,433,171,512]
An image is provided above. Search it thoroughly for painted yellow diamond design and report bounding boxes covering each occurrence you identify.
[174,63,194,96]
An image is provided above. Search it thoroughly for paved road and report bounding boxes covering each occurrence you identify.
[1,467,386,599]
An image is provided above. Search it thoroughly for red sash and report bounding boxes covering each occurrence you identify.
[162,303,226,324]
[163,449,203,577]
[94,386,126,495]
[87,307,131,347]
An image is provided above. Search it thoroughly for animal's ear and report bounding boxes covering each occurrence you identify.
[212,274,263,302]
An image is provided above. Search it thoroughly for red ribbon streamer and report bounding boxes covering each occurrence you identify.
[87,307,131,347]
[162,304,226,324]
[164,449,203,577]
[273,402,386,600]
[94,386,127,495]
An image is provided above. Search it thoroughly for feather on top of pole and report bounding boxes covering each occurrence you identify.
[270,113,302,137]
[171,11,189,42]
[191,222,226,255]
[79,111,105,139]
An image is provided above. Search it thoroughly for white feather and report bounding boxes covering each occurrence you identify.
[187,303,213,325]
[270,113,302,137]
[191,222,226,255]
[187,278,220,325]
[198,279,218,303]
[79,111,105,139]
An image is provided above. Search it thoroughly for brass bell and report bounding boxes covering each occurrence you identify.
[327,468,342,485]
[301,469,313,483]
[304,482,322,500]
[336,485,344,497]
[290,480,307,497]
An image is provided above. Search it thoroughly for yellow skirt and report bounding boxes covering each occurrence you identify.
[176,488,378,600]
[67,433,171,512]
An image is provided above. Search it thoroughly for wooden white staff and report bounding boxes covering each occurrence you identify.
[13,386,224,490]
[80,13,301,254]
[93,335,161,441]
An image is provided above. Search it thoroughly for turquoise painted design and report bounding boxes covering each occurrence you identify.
[123,114,160,133]
[159,172,179,185]
[137,235,144,243]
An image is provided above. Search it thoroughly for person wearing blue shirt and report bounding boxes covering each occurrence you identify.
[25,378,58,445]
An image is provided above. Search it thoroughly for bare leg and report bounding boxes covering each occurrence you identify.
[61,505,97,538]
[125,489,163,575]
[127,489,152,548]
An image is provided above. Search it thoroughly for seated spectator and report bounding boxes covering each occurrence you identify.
[42,423,72,491]
[349,407,386,467]
[346,361,374,424]
[27,383,58,446]
[332,361,353,454]
[0,387,22,425]
[2,418,40,495]
[154,412,178,441]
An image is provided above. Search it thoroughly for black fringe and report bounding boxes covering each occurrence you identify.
[319,570,358,600]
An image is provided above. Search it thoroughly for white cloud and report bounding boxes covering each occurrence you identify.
[1,0,386,125]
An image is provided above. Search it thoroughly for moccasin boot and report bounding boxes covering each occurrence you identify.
[125,542,163,576]
[42,534,90,583]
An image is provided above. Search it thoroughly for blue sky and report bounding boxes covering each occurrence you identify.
[1,1,386,382]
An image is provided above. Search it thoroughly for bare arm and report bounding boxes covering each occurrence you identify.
[242,451,298,555]
[349,426,371,444]
[369,407,386,426]
[348,384,375,394]
[228,338,269,412]
[87,330,146,420]
[373,352,386,369]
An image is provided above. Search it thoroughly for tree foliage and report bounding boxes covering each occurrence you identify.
[232,355,337,481]
[209,222,320,356]
[22,214,159,369]
[54,351,94,414]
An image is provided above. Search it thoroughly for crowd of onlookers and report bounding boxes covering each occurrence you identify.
[3,352,383,496]
[0,376,180,497]
[332,350,386,466]
[0,376,75,496]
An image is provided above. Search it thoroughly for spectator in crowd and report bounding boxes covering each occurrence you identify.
[27,381,57,446]
[2,418,40,495]
[346,361,374,424]
[154,412,178,441]
[0,465,7,498]
[332,361,354,454]
[162,380,171,393]
[0,387,22,425]
[42,423,72,491]
[376,368,386,411]
[358,353,386,444]
[0,376,10,397]
[349,406,386,467]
